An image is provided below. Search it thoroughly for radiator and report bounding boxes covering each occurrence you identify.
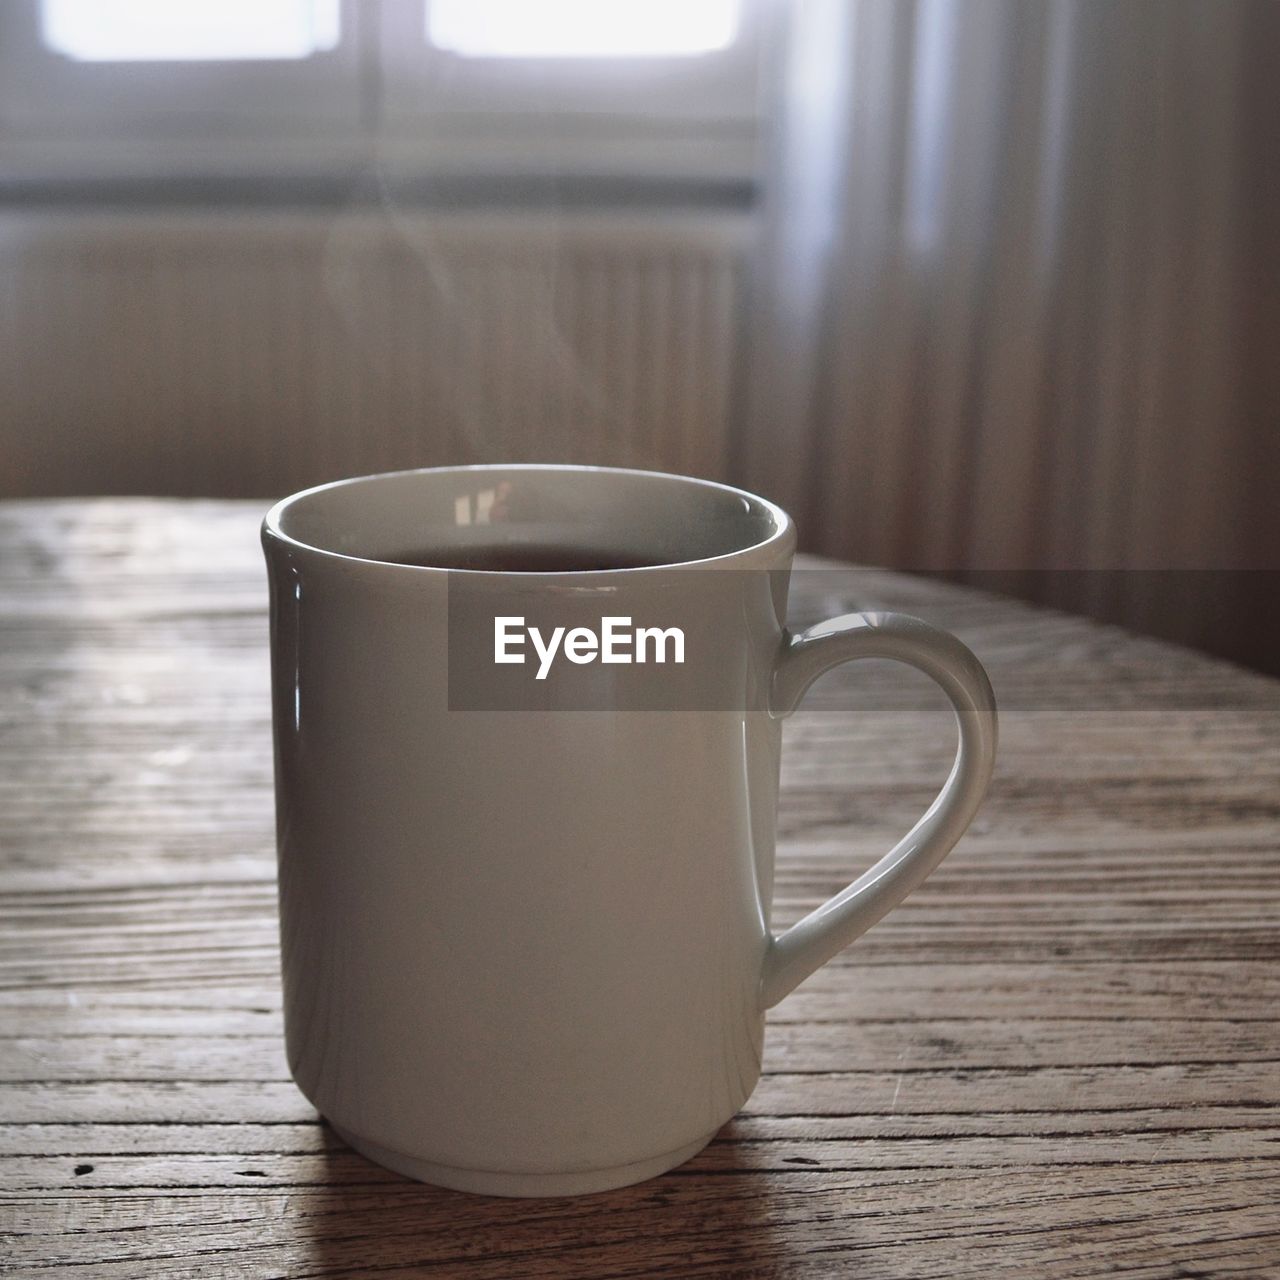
[0,209,748,498]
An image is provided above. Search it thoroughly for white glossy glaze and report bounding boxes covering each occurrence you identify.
[262,465,997,1196]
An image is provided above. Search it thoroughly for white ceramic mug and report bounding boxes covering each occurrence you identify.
[262,465,997,1197]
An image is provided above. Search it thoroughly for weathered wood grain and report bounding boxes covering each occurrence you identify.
[1,499,1278,1278]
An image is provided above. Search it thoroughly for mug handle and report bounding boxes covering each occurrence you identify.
[761,612,998,1009]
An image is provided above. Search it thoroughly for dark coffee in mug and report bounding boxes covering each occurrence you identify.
[381,545,659,572]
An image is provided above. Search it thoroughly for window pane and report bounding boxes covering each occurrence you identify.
[41,0,341,62]
[427,0,740,59]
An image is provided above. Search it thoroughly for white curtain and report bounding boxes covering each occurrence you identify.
[739,0,1276,614]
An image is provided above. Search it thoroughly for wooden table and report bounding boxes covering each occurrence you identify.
[2,500,1278,1279]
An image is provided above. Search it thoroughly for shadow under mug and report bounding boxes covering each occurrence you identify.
[262,464,997,1197]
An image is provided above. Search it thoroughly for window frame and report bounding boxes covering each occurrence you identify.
[0,0,763,187]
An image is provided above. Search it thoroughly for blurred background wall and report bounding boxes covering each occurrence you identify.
[1,0,1277,671]
[740,0,1280,673]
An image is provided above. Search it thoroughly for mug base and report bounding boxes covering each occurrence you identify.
[329,1122,717,1197]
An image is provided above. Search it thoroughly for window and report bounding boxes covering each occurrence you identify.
[0,0,361,162]
[0,0,761,186]
[427,0,740,60]
[40,0,341,63]
[379,0,762,178]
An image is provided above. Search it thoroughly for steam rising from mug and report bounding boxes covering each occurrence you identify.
[316,165,736,474]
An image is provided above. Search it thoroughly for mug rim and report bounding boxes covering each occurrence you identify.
[262,463,796,575]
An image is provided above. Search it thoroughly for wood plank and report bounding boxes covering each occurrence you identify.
[4,1059,1280,1125]
[1,1168,1278,1280]
[2,1017,1277,1083]
[3,960,1277,1026]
